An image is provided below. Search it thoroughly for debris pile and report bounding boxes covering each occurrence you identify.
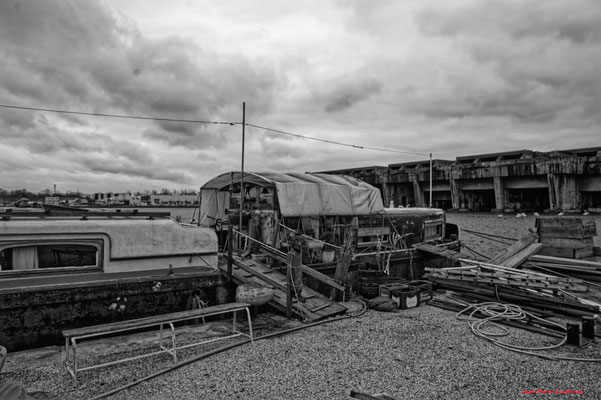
[426,216,601,339]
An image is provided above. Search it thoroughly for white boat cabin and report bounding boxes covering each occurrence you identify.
[0,217,218,281]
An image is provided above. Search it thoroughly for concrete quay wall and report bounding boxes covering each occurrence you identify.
[319,147,601,213]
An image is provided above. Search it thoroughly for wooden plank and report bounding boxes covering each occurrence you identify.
[529,255,601,269]
[300,264,344,292]
[538,246,594,259]
[501,243,544,268]
[536,216,596,229]
[538,226,597,239]
[232,259,287,292]
[428,271,587,291]
[310,303,332,313]
[330,217,358,300]
[219,257,347,322]
[459,259,552,276]
[540,238,594,248]
[431,279,600,317]
[224,264,320,320]
[488,231,538,265]
[430,269,582,283]
[528,263,601,275]
[246,234,345,293]
[63,302,251,338]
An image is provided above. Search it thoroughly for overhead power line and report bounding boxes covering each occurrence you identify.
[0,102,430,156]
[0,104,238,126]
[246,123,429,156]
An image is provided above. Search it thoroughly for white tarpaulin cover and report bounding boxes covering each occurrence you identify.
[199,172,384,226]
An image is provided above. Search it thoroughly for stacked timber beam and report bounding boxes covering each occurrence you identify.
[426,260,599,320]
[526,255,601,283]
[426,220,601,324]
[486,231,543,268]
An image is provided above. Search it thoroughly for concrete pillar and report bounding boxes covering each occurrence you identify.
[412,179,424,207]
[493,176,505,211]
[548,174,579,210]
[547,173,557,211]
[381,176,391,207]
[450,177,461,210]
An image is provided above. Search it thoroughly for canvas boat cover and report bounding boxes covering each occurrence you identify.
[199,172,384,226]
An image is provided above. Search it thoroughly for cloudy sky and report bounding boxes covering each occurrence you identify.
[1,0,600,194]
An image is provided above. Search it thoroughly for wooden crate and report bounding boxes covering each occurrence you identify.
[407,280,434,301]
[379,281,408,298]
[538,246,594,259]
[536,216,596,259]
[536,217,597,239]
[539,237,594,248]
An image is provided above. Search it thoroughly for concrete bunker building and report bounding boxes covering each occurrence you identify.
[319,146,601,213]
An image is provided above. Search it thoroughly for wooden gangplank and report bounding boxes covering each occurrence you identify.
[219,256,347,322]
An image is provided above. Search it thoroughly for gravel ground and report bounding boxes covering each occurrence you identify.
[3,212,601,400]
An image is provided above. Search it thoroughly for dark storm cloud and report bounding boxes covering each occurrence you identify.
[320,77,383,113]
[259,136,307,161]
[0,0,280,151]
[82,35,279,147]
[0,111,156,169]
[82,155,191,183]
[0,1,124,102]
[142,124,231,150]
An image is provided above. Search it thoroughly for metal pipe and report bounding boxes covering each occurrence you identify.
[238,102,246,254]
[429,152,433,208]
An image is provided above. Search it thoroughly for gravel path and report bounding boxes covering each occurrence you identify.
[7,304,600,400]
[107,306,601,400]
[3,212,601,399]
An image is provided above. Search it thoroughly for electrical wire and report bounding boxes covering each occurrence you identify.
[457,302,601,362]
[0,103,238,126]
[460,229,515,245]
[245,123,430,156]
[1,103,432,157]
[460,242,491,260]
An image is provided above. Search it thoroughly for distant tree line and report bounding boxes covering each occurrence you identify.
[0,188,199,204]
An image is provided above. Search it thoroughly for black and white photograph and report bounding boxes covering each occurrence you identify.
[1,1,600,399]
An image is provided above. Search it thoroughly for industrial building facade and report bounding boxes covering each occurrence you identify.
[320,147,601,213]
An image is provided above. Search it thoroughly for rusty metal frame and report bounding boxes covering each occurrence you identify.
[65,304,253,381]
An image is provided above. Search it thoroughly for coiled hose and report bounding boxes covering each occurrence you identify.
[457,302,601,362]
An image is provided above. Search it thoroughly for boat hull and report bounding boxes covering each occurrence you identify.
[0,268,228,352]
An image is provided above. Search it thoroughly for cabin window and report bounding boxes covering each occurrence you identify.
[423,220,443,241]
[0,242,101,273]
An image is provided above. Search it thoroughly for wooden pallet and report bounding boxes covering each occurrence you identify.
[219,256,347,322]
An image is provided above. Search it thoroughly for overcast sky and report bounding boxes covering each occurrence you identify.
[1,0,600,194]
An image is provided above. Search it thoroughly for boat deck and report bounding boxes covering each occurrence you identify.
[0,266,217,292]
